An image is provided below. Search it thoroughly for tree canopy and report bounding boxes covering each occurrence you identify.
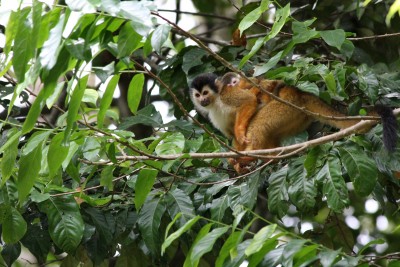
[1,0,400,266]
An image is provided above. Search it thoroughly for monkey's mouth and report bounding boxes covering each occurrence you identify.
[200,99,210,106]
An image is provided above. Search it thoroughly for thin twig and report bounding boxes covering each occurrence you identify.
[348,32,400,41]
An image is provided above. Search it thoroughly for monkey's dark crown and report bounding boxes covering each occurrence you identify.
[190,73,218,92]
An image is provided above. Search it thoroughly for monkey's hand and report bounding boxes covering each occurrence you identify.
[236,135,250,146]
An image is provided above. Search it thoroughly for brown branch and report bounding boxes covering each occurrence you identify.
[348,32,400,41]
[81,107,400,164]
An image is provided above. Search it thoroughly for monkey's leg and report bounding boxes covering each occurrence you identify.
[234,100,258,145]
[233,101,311,173]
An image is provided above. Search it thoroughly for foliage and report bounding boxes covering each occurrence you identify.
[0,0,400,266]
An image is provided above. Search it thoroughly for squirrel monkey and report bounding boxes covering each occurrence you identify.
[190,72,306,145]
[190,72,281,145]
[190,72,398,172]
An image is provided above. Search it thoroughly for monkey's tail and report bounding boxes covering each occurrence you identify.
[375,105,398,152]
[303,95,398,152]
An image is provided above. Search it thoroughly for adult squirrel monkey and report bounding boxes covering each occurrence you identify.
[190,72,281,145]
[190,72,398,171]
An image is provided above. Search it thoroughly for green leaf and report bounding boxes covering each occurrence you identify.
[117,1,152,36]
[94,61,115,83]
[182,48,208,74]
[253,50,283,76]
[17,141,43,203]
[238,0,270,34]
[1,243,21,267]
[134,168,158,210]
[22,48,74,134]
[98,74,120,128]
[64,75,89,142]
[13,8,33,82]
[184,223,213,267]
[320,29,346,50]
[117,22,143,58]
[30,189,51,203]
[317,156,349,212]
[151,24,171,53]
[340,40,355,59]
[210,196,229,221]
[245,224,277,256]
[119,104,163,129]
[1,129,19,184]
[338,146,378,196]
[357,238,385,255]
[297,81,320,96]
[2,206,27,244]
[39,13,65,70]
[215,231,242,267]
[287,163,317,210]
[190,226,230,265]
[127,73,145,114]
[267,167,289,217]
[22,131,52,156]
[0,129,22,156]
[84,207,115,247]
[292,244,319,267]
[100,165,115,190]
[39,194,84,253]
[65,0,96,12]
[36,8,62,49]
[138,195,167,256]
[319,249,341,267]
[46,81,65,109]
[155,132,185,156]
[82,89,99,105]
[161,215,201,255]
[48,132,70,178]
[281,239,307,267]
[385,0,400,26]
[65,38,92,61]
[247,238,279,267]
[31,1,44,47]
[324,72,337,94]
[165,188,195,227]
[4,11,20,55]
[239,4,290,68]
[227,172,260,210]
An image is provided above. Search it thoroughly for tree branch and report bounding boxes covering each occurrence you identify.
[80,107,400,165]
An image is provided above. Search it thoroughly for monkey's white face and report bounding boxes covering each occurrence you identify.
[190,84,236,139]
[189,85,218,118]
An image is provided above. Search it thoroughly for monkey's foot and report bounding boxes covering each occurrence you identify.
[229,157,257,174]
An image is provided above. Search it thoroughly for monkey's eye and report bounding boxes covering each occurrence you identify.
[232,78,239,85]
[195,93,200,98]
[202,91,209,96]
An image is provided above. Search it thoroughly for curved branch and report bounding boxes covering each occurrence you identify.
[81,107,400,164]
